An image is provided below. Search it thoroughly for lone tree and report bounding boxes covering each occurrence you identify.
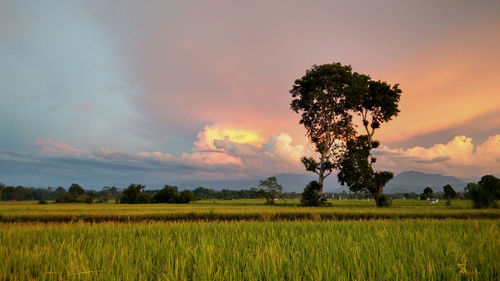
[291,62,401,206]
[443,184,456,199]
[68,183,84,196]
[257,176,283,205]
[290,63,357,197]
[422,187,433,199]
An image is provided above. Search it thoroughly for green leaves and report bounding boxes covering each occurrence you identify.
[258,176,283,205]
[291,62,401,203]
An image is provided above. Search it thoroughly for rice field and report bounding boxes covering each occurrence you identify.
[1,220,498,280]
[1,200,498,222]
[1,200,498,280]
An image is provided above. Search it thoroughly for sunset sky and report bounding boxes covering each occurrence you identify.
[0,0,499,188]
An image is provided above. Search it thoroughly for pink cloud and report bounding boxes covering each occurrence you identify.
[34,139,86,154]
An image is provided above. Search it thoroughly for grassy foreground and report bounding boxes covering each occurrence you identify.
[1,200,498,222]
[1,219,498,281]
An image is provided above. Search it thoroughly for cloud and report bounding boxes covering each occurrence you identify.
[374,135,500,177]
[1,124,311,186]
[2,127,499,188]
[34,139,86,155]
[140,124,311,175]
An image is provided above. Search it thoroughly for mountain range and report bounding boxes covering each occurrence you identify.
[173,170,472,194]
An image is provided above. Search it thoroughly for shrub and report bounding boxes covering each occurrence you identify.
[78,194,93,204]
[478,175,500,200]
[301,181,327,206]
[153,185,195,204]
[469,183,496,209]
[176,190,196,204]
[467,175,500,209]
[153,185,178,203]
[121,184,150,204]
[68,183,85,196]
[376,194,392,207]
[136,192,152,204]
[38,200,48,204]
[55,192,78,203]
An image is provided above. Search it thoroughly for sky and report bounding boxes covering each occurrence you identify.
[0,0,499,188]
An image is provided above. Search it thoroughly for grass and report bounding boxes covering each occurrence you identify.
[1,200,498,280]
[0,219,498,280]
[0,200,498,223]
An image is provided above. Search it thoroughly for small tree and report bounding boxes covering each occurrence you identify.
[337,136,395,205]
[152,185,196,204]
[257,176,283,205]
[422,187,433,199]
[176,190,196,204]
[120,184,151,204]
[153,185,178,203]
[443,184,456,205]
[301,181,327,206]
[68,183,84,196]
[55,192,78,203]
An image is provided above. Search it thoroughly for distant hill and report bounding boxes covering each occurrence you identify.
[175,170,470,194]
[384,171,469,194]
[174,173,343,193]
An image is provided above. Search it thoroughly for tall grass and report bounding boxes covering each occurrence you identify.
[0,220,498,280]
[1,200,498,222]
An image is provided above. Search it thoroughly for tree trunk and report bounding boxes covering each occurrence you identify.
[318,174,325,196]
[317,149,326,196]
[371,189,382,203]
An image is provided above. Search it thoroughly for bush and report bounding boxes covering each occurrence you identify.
[78,194,93,204]
[176,190,196,204]
[38,200,48,204]
[376,194,392,207]
[137,193,152,204]
[469,183,496,209]
[153,185,178,203]
[55,192,79,203]
[120,184,151,204]
[55,192,94,204]
[153,185,195,204]
[301,181,327,206]
[68,183,85,196]
[467,175,499,209]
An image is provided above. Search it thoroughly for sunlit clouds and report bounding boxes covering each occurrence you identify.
[374,135,500,178]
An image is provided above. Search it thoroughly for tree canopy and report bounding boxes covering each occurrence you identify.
[257,176,283,205]
[291,62,401,206]
[443,184,456,200]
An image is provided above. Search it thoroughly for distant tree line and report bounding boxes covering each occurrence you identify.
[0,183,120,202]
[2,174,498,208]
